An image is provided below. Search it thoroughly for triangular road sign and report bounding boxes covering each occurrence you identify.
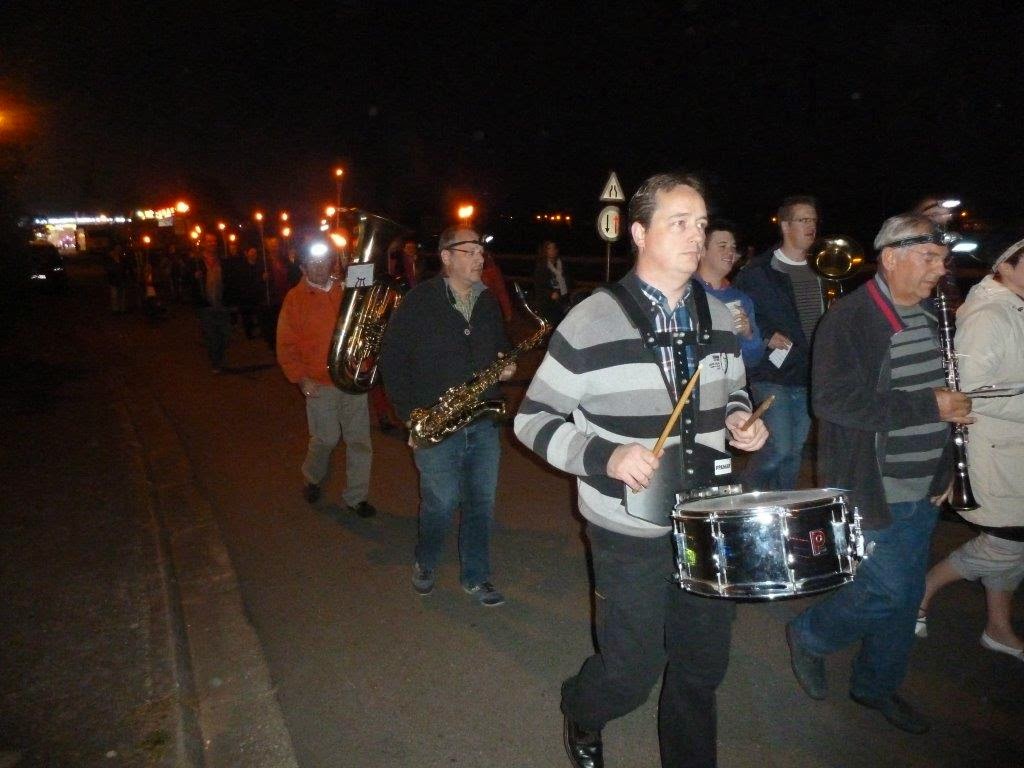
[599,171,625,203]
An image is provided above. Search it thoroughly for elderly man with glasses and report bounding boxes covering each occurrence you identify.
[784,213,973,735]
[379,226,514,606]
[735,194,824,491]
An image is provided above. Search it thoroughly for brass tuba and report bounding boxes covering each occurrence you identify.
[327,208,409,392]
[810,235,864,307]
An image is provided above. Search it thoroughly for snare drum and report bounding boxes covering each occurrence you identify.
[671,488,863,600]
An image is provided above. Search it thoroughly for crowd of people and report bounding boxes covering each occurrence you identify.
[102,173,1022,768]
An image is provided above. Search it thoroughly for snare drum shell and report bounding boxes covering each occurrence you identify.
[672,489,855,599]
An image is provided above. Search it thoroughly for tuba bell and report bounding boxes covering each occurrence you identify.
[327,208,409,392]
[810,235,864,307]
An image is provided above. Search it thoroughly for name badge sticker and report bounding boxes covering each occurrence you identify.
[714,458,732,476]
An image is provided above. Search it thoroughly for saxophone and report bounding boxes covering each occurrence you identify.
[934,274,979,512]
[409,284,551,446]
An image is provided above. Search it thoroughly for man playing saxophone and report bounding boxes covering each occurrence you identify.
[379,226,513,607]
[785,213,973,735]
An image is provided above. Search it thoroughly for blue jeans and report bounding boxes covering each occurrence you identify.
[742,381,811,491]
[413,419,501,587]
[789,498,938,701]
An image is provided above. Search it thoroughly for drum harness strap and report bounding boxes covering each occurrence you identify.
[601,280,738,492]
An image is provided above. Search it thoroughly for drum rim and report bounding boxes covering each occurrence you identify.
[671,487,850,517]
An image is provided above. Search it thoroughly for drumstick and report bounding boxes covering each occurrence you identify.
[741,393,775,431]
[652,364,702,456]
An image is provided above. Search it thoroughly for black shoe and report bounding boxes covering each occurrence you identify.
[786,624,827,700]
[563,715,603,768]
[350,501,377,518]
[303,483,321,504]
[850,692,930,734]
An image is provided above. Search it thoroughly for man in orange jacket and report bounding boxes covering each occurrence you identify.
[276,243,376,517]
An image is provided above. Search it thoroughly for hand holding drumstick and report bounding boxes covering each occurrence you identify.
[725,394,771,451]
[607,366,702,493]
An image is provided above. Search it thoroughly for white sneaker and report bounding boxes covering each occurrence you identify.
[914,611,928,638]
[980,632,1024,661]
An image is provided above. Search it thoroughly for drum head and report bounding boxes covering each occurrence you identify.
[673,487,848,518]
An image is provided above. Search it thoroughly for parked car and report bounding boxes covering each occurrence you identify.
[27,241,68,292]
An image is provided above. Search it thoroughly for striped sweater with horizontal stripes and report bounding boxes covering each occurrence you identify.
[514,274,752,538]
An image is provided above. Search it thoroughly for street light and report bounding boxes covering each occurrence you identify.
[217,222,228,256]
[457,204,475,226]
[334,167,344,218]
[254,211,270,303]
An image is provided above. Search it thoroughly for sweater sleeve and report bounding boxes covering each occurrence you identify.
[275,291,305,384]
[957,303,1024,424]
[812,303,940,431]
[513,312,619,479]
[378,292,418,422]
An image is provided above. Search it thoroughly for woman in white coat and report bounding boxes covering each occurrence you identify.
[918,237,1024,660]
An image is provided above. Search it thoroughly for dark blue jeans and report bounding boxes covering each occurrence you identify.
[412,419,501,588]
[742,381,811,491]
[789,498,938,701]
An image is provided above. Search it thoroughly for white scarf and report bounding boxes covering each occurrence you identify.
[547,258,567,294]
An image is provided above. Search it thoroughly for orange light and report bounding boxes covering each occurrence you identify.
[280,212,289,222]
[193,225,202,234]
[228,233,237,242]
[217,222,226,231]
[142,235,152,245]
[282,226,291,237]
[325,205,337,217]
[334,167,344,178]
[960,210,968,218]
[566,215,572,222]
[175,201,190,214]
[457,204,475,221]
[191,231,200,240]
[254,211,264,222]
[329,232,347,248]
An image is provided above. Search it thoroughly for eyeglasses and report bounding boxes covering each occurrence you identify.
[444,239,485,257]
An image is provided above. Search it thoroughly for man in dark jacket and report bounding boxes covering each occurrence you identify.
[734,195,822,490]
[784,213,973,735]
[379,226,513,607]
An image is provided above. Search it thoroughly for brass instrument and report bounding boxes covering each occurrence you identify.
[328,208,409,392]
[934,274,979,511]
[810,235,864,307]
[409,284,551,446]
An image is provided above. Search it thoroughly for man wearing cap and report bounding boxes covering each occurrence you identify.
[276,243,377,518]
[784,213,973,734]
[379,226,513,607]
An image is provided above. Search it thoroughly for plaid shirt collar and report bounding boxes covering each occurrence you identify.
[637,279,695,399]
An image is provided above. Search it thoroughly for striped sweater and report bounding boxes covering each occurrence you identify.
[514,274,751,537]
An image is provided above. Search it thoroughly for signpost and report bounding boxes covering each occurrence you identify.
[598,171,625,282]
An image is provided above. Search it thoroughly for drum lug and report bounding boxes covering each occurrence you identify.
[672,530,690,583]
[711,520,728,592]
[850,506,866,559]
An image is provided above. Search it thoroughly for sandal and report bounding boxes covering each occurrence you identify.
[915,609,928,638]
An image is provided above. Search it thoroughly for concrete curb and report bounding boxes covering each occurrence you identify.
[120,375,299,768]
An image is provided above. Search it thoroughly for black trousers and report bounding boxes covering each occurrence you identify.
[561,524,735,768]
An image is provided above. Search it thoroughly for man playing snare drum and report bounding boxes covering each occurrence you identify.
[514,172,767,768]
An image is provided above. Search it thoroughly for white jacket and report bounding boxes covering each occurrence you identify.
[956,275,1024,528]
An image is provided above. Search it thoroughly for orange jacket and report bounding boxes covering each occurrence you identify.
[276,279,342,384]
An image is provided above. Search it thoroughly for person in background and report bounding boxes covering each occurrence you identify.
[195,234,232,373]
[917,236,1024,661]
[734,194,824,491]
[695,220,764,370]
[276,243,377,518]
[481,251,513,322]
[532,240,573,325]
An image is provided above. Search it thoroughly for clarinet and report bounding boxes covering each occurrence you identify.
[934,275,979,512]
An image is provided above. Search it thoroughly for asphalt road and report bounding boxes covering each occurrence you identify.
[3,260,1021,767]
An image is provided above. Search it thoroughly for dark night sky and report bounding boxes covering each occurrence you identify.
[3,0,1023,246]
